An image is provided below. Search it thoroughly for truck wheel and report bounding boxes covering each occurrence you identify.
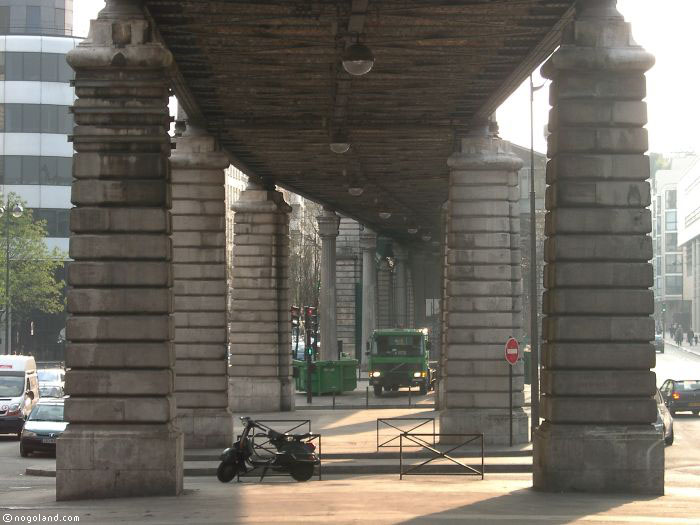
[373,385,382,396]
[418,382,428,395]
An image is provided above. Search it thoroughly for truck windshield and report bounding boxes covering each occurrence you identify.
[375,335,422,357]
[0,376,25,397]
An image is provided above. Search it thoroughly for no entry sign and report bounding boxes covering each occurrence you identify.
[505,337,519,365]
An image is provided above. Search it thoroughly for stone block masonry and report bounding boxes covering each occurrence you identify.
[228,181,294,412]
[58,0,182,500]
[440,129,526,446]
[533,0,662,495]
[171,120,232,448]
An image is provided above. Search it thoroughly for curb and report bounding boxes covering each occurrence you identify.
[26,463,532,478]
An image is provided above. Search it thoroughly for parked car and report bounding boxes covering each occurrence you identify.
[19,398,66,457]
[654,388,674,445]
[654,333,664,354]
[660,379,700,416]
[39,385,64,398]
[37,368,65,388]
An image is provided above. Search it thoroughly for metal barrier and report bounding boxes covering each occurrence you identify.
[236,419,322,481]
[376,417,435,451]
[238,433,323,482]
[246,419,312,454]
[399,433,484,480]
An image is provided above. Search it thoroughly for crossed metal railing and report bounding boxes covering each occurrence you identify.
[399,433,484,480]
[376,417,436,450]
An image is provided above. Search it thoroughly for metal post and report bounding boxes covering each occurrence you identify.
[365,386,369,408]
[332,390,336,409]
[509,364,513,447]
[4,201,9,355]
[529,74,542,439]
[305,308,313,405]
[408,386,412,406]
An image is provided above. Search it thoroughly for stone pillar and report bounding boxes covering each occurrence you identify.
[317,209,340,361]
[58,0,182,500]
[411,252,427,328]
[393,244,409,328]
[360,229,377,369]
[533,0,661,494]
[171,120,232,448]
[228,181,293,412]
[439,129,526,445]
[377,258,393,329]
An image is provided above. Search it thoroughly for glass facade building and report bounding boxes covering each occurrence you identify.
[0,0,79,359]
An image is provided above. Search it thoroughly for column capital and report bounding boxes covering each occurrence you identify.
[171,123,230,170]
[447,135,523,172]
[316,208,340,238]
[360,228,377,251]
[541,0,654,78]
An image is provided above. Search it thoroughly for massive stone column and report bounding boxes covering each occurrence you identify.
[171,119,232,448]
[336,218,362,359]
[393,244,409,327]
[317,209,340,361]
[439,129,526,445]
[229,181,293,412]
[533,0,661,494]
[360,229,377,368]
[58,0,182,500]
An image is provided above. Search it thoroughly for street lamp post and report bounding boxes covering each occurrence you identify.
[0,197,23,355]
[529,74,545,440]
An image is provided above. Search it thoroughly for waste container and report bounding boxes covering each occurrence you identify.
[292,358,358,394]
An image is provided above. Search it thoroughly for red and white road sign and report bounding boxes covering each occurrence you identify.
[505,337,519,365]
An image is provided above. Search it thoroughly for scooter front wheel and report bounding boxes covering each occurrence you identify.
[217,461,237,483]
[289,463,315,482]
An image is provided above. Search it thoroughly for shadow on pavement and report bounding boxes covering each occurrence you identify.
[399,487,661,525]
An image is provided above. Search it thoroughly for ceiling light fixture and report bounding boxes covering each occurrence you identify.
[407,226,418,234]
[342,39,374,76]
[421,233,432,242]
[348,186,364,196]
[378,211,392,220]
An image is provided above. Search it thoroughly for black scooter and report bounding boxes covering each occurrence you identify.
[217,417,319,483]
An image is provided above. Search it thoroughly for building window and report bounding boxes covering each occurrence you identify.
[666,233,678,252]
[0,104,73,133]
[665,211,677,231]
[666,190,677,210]
[33,209,70,238]
[1,156,72,186]
[666,254,683,274]
[26,6,41,34]
[665,275,683,296]
[0,7,9,34]
[3,53,72,82]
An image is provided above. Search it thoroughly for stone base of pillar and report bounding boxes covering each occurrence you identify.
[56,424,183,500]
[439,408,528,446]
[177,408,233,449]
[229,377,295,412]
[533,422,664,495]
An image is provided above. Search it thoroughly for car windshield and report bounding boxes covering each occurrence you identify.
[375,335,422,356]
[0,376,24,397]
[28,404,64,422]
[674,380,700,392]
[39,386,63,398]
[38,370,62,383]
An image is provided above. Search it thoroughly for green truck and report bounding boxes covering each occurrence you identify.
[367,328,436,396]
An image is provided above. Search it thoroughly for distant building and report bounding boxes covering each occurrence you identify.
[0,0,80,359]
[676,155,700,333]
[653,155,696,333]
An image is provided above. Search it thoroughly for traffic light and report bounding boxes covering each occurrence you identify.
[290,306,300,327]
[661,303,667,313]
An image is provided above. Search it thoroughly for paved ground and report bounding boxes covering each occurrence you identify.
[0,350,697,524]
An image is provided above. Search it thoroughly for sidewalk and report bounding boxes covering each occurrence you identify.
[663,335,700,358]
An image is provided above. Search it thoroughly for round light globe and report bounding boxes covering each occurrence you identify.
[342,43,374,76]
[348,186,364,196]
[378,211,392,220]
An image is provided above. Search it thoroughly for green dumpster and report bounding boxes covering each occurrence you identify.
[292,358,358,394]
